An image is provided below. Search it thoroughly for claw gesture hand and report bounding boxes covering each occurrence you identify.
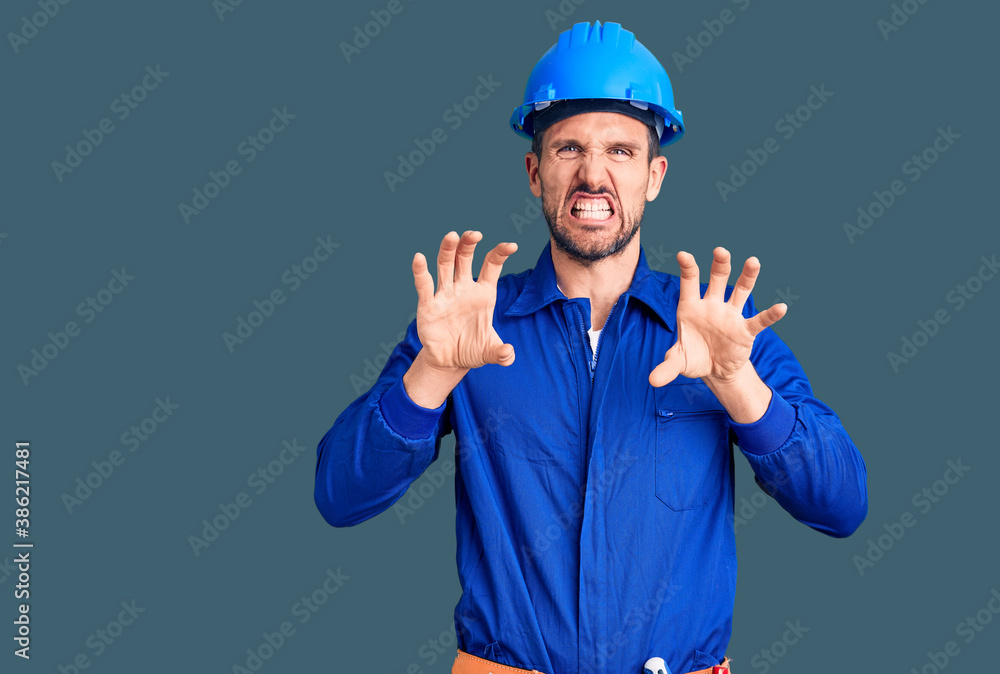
[649,248,786,388]
[411,230,518,373]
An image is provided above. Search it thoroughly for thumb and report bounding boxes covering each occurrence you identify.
[486,342,516,367]
[649,347,684,388]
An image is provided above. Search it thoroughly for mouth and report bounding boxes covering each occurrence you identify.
[569,193,615,224]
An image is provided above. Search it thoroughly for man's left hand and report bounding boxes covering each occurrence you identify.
[649,247,786,389]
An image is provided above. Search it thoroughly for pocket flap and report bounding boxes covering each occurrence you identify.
[654,382,727,417]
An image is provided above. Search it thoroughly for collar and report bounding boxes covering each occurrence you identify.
[504,240,677,332]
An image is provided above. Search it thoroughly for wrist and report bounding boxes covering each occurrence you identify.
[403,350,469,409]
[703,364,771,424]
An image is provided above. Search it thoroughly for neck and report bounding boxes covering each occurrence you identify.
[552,236,640,330]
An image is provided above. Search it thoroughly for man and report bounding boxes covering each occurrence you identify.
[315,20,867,674]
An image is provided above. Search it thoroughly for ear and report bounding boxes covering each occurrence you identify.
[526,152,542,198]
[645,156,668,201]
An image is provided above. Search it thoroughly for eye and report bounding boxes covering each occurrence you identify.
[609,148,631,157]
[557,145,580,153]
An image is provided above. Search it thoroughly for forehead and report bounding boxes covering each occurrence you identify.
[541,111,650,146]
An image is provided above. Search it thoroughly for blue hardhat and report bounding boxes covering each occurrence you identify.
[510,21,685,147]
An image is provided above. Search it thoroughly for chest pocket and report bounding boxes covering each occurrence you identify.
[653,382,731,511]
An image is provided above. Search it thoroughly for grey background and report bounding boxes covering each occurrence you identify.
[2,0,998,672]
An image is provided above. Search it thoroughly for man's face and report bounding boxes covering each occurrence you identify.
[526,112,667,266]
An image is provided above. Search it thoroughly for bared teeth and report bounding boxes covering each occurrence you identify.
[570,196,613,220]
[572,200,612,225]
[572,208,612,220]
[573,198,610,212]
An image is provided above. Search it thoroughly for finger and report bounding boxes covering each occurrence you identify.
[745,303,787,336]
[705,247,731,301]
[412,252,435,304]
[676,251,701,302]
[485,342,516,367]
[436,231,460,292]
[455,230,482,282]
[477,242,518,286]
[728,256,760,312]
[648,346,684,388]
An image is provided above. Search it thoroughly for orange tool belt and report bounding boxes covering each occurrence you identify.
[452,648,732,674]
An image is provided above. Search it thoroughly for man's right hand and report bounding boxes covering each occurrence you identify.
[402,231,517,409]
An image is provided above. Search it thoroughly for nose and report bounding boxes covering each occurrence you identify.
[577,149,609,186]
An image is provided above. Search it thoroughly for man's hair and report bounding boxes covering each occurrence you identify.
[531,122,661,166]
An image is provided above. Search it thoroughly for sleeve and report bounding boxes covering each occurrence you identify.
[314,318,454,528]
[727,294,869,538]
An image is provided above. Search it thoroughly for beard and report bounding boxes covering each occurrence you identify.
[541,180,644,268]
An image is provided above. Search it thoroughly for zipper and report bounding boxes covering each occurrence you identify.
[580,297,622,385]
[575,306,595,382]
[592,297,620,372]
[657,409,725,420]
